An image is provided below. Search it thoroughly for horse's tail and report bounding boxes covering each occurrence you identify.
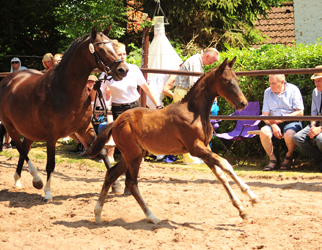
[0,123,6,152]
[88,122,114,158]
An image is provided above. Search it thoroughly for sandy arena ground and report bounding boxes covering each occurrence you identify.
[1,154,322,250]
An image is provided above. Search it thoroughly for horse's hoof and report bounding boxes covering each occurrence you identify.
[33,180,44,189]
[252,197,260,204]
[111,186,124,195]
[95,216,102,224]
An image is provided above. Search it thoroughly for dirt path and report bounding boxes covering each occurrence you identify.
[1,155,322,250]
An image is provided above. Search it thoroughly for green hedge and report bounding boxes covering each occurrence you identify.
[206,42,322,119]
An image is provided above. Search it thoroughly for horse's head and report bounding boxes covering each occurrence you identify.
[216,57,248,110]
[90,26,128,81]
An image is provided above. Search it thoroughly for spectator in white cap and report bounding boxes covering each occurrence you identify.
[10,57,27,72]
[294,65,322,172]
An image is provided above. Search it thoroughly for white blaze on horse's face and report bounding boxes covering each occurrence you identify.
[104,40,116,54]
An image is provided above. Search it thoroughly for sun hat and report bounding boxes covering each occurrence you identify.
[88,75,98,81]
[311,65,322,79]
[11,57,20,63]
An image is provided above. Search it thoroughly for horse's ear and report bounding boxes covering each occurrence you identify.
[91,26,98,40]
[228,57,237,68]
[103,25,112,36]
[218,58,228,73]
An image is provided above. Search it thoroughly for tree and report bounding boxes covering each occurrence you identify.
[141,0,287,53]
[0,0,127,72]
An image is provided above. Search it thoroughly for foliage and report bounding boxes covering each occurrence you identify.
[141,0,286,50]
[0,0,127,72]
[136,17,154,30]
[54,0,127,49]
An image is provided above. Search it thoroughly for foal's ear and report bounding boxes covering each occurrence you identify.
[91,26,98,40]
[102,25,112,36]
[228,57,237,68]
[218,58,228,73]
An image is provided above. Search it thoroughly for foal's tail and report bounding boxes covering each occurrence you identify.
[88,122,114,158]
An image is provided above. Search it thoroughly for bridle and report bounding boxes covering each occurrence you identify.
[89,37,123,77]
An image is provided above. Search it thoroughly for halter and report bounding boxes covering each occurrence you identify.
[89,37,123,76]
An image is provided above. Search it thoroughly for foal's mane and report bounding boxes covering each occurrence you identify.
[181,65,219,102]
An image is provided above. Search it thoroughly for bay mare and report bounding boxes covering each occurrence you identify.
[0,26,128,201]
[89,58,260,224]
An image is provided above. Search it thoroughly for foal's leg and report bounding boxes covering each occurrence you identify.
[97,147,123,194]
[94,158,128,223]
[124,154,160,224]
[207,156,259,204]
[14,138,35,189]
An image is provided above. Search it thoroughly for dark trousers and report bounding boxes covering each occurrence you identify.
[111,101,141,121]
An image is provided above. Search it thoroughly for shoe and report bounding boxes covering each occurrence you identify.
[98,159,104,163]
[69,143,83,154]
[78,149,88,157]
[264,160,277,171]
[280,156,293,170]
[108,157,115,163]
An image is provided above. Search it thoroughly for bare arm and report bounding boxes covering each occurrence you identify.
[162,74,177,98]
[140,83,161,107]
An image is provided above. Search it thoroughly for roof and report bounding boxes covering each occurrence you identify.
[254,2,295,47]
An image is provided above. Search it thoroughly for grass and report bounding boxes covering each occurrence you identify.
[1,140,321,179]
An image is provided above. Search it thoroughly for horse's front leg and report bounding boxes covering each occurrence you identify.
[43,140,56,201]
[207,155,259,205]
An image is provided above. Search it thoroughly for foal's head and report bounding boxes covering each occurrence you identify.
[215,57,247,110]
[89,26,128,81]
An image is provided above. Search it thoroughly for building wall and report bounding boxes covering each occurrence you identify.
[293,0,322,44]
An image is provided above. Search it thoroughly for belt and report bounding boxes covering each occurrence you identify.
[112,101,138,107]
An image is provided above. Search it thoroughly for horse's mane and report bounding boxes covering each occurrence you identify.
[63,34,90,58]
[181,65,219,102]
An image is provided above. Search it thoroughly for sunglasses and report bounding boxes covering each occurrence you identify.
[11,61,19,64]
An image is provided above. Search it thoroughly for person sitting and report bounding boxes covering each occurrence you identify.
[260,74,304,171]
[42,53,54,71]
[293,66,322,172]
[10,57,27,72]
[53,53,63,66]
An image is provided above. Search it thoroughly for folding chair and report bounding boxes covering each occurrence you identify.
[214,101,261,166]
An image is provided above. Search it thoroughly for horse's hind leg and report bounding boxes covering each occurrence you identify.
[94,157,128,223]
[98,147,123,194]
[125,155,160,224]
[14,138,35,189]
[5,125,43,190]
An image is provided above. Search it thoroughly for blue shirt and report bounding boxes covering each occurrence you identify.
[262,82,304,116]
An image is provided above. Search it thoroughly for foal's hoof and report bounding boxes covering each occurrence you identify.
[251,197,260,204]
[33,180,44,189]
[240,212,249,220]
